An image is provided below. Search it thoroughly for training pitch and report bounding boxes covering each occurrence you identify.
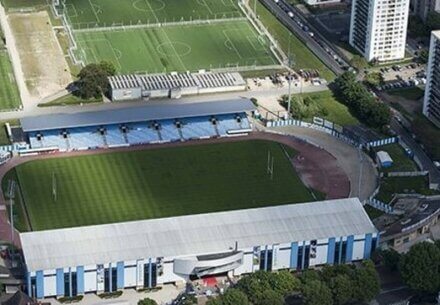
[74,21,277,73]
[58,0,279,73]
[0,51,20,110]
[61,0,242,29]
[4,140,316,232]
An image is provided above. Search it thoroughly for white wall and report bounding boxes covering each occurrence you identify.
[234,252,254,275]
[43,275,56,297]
[273,248,291,270]
[84,271,97,293]
[352,240,365,261]
[124,266,137,288]
[158,261,185,284]
[311,244,328,266]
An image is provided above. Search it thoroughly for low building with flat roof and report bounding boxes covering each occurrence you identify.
[21,198,379,299]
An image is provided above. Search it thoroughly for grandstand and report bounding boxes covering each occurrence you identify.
[109,71,247,101]
[20,100,255,152]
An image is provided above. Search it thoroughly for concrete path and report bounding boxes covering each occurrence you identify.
[272,125,378,201]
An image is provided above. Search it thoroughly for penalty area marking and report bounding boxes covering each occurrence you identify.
[132,0,166,13]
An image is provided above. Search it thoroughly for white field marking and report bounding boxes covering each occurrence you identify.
[220,0,236,8]
[222,29,242,59]
[77,37,122,70]
[132,0,165,13]
[246,34,265,51]
[195,0,214,15]
[143,0,159,23]
[88,0,101,23]
[156,41,192,57]
[65,3,78,18]
[159,28,187,71]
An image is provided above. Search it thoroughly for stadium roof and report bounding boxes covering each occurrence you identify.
[20,99,256,132]
[21,198,377,272]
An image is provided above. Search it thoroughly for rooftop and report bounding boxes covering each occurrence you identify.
[20,99,255,132]
[21,198,377,272]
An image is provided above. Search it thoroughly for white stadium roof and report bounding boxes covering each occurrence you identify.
[21,198,377,272]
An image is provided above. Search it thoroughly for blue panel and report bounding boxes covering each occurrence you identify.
[27,273,32,297]
[338,237,343,264]
[264,246,269,271]
[290,242,298,269]
[117,262,124,289]
[327,238,335,265]
[108,263,112,292]
[148,258,153,288]
[301,241,306,270]
[36,271,44,299]
[56,269,64,296]
[76,266,84,294]
[363,233,372,259]
[346,235,354,262]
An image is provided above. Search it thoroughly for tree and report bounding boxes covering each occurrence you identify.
[138,298,158,305]
[418,49,430,64]
[220,289,249,305]
[331,274,353,305]
[76,61,116,99]
[300,269,321,284]
[236,271,272,303]
[427,11,440,31]
[364,72,384,87]
[180,294,197,305]
[350,55,368,71]
[302,280,333,305]
[255,289,284,305]
[400,242,440,293]
[269,270,301,296]
[352,260,380,302]
[380,249,401,272]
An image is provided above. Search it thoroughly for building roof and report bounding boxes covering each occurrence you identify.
[109,72,245,91]
[377,151,393,164]
[21,198,377,272]
[2,291,35,305]
[20,99,255,132]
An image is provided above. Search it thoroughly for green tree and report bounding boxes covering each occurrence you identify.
[255,289,284,305]
[180,294,197,305]
[418,49,429,64]
[364,72,384,87]
[380,249,401,272]
[138,298,158,305]
[236,271,272,303]
[350,55,368,70]
[331,274,353,305]
[221,289,249,305]
[427,11,440,31]
[400,242,440,293]
[76,61,116,99]
[352,260,380,302]
[300,269,321,284]
[302,280,333,305]
[269,270,301,296]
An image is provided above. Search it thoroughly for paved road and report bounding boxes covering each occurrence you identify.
[390,117,440,187]
[0,84,329,120]
[272,125,378,201]
[260,0,347,74]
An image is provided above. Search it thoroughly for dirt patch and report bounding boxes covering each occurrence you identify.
[7,10,72,100]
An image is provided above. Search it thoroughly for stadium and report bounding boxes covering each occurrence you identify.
[53,0,285,74]
[0,99,378,299]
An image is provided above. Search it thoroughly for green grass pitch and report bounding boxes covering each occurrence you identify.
[3,140,316,232]
[61,0,242,29]
[0,51,21,110]
[74,21,277,73]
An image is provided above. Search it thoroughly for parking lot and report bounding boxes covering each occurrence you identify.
[375,63,427,91]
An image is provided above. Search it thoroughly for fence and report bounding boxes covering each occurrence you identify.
[366,137,398,148]
[72,17,248,33]
[367,197,394,214]
[387,171,429,177]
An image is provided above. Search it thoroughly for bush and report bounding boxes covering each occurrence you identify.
[98,290,123,299]
[334,72,390,128]
[58,295,84,303]
[138,297,158,305]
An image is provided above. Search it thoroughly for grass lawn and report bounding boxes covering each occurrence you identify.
[74,20,277,74]
[364,205,384,220]
[0,51,21,111]
[0,0,47,10]
[38,94,103,107]
[376,175,438,203]
[60,0,242,29]
[375,143,418,173]
[0,119,19,145]
[412,114,440,161]
[295,90,359,126]
[387,87,425,101]
[3,140,316,231]
[253,0,335,81]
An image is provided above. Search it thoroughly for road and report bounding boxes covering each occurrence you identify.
[0,84,329,120]
[390,117,440,187]
[260,0,347,75]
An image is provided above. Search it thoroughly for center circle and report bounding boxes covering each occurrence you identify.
[132,0,165,12]
[156,42,191,57]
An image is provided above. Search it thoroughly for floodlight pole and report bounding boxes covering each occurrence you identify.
[9,197,13,243]
[287,33,293,118]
